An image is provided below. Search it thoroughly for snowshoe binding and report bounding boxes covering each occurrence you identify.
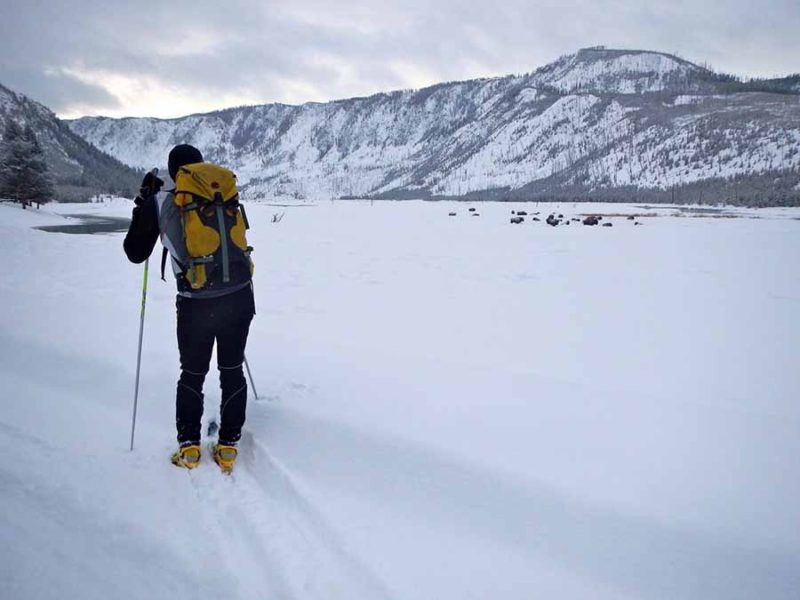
[171,442,201,469]
[212,442,238,474]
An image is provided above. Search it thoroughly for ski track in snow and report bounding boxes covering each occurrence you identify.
[183,427,393,600]
[258,407,800,600]
[185,463,296,599]
[244,434,394,599]
[0,400,393,600]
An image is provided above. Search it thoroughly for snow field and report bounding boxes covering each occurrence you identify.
[1,199,799,600]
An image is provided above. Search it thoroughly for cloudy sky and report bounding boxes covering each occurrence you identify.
[1,0,798,119]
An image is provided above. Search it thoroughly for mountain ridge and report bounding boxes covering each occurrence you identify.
[64,47,800,205]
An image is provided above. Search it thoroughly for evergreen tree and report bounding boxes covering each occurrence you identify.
[0,120,54,205]
[0,120,24,201]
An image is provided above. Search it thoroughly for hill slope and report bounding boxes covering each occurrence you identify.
[0,84,140,201]
[67,48,800,204]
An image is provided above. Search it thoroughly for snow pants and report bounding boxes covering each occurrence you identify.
[175,284,255,445]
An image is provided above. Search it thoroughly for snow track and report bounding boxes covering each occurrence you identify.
[186,465,295,599]
[184,425,393,600]
[257,408,800,600]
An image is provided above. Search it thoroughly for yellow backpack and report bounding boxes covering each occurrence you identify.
[170,163,254,291]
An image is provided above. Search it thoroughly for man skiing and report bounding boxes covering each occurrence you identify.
[124,144,255,473]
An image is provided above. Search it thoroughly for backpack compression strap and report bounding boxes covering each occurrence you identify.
[213,191,231,283]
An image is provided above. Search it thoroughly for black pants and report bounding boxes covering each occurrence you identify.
[175,284,255,445]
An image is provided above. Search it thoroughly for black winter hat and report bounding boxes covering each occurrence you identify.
[168,144,203,180]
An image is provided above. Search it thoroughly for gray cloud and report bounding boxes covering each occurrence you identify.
[0,0,797,118]
[0,67,122,115]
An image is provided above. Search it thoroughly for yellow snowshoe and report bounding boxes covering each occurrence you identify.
[212,443,238,474]
[171,443,201,469]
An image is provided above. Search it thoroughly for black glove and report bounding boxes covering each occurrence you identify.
[129,194,158,234]
[138,171,164,199]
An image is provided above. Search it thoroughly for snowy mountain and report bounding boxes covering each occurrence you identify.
[0,84,140,200]
[67,47,800,204]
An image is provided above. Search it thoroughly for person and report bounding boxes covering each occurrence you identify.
[123,144,255,473]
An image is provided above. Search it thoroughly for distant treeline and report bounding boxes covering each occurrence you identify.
[706,73,800,96]
[375,169,800,207]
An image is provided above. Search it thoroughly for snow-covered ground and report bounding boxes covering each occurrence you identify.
[1,198,799,600]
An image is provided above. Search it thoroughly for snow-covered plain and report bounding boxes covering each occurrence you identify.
[1,199,799,600]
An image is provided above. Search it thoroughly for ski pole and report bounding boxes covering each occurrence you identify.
[129,168,159,451]
[130,256,149,451]
[244,354,259,400]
